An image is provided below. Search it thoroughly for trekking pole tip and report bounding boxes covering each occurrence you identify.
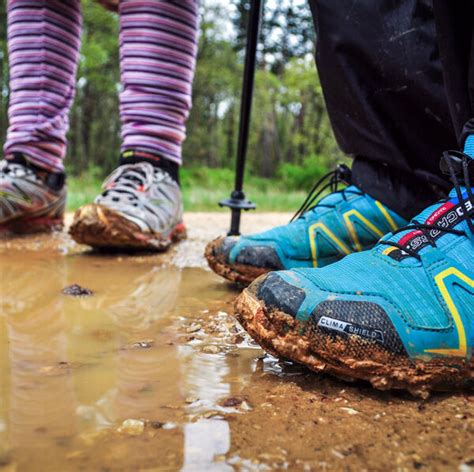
[219,191,256,236]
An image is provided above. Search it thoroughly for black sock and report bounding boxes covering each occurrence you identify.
[120,149,180,185]
[6,152,66,191]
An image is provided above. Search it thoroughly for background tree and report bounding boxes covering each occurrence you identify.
[0,0,343,191]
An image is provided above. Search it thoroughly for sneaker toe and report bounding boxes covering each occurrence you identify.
[211,236,237,259]
[253,272,306,317]
[251,269,406,358]
[233,244,284,270]
[205,237,284,285]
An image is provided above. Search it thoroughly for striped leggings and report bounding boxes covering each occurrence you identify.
[5,0,199,173]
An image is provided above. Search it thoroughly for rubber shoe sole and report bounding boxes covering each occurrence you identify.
[205,237,272,285]
[0,215,63,234]
[69,204,186,251]
[234,281,474,398]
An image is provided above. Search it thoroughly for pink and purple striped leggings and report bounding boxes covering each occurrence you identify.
[5,0,198,173]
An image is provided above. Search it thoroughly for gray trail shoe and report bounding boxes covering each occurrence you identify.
[0,158,66,233]
[70,162,186,250]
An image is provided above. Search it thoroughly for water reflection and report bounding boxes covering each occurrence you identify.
[1,256,77,469]
[106,264,183,423]
[0,253,253,470]
[183,419,232,471]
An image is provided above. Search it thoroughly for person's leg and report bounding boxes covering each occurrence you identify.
[205,0,458,285]
[0,0,82,232]
[70,0,199,250]
[4,0,82,173]
[118,0,199,177]
[236,2,474,395]
[432,0,474,152]
[308,0,458,219]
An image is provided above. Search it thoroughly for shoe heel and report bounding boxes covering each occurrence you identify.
[171,222,187,242]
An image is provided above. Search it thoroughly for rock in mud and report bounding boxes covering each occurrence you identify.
[340,407,359,415]
[185,323,202,333]
[148,421,165,429]
[221,396,243,408]
[202,345,220,354]
[129,340,155,349]
[62,284,94,296]
[118,419,145,435]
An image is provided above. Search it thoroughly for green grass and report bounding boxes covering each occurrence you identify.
[66,167,307,212]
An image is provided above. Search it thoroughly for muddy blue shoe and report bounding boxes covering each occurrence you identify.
[206,165,406,284]
[235,151,474,396]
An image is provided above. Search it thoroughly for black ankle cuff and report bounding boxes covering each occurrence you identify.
[7,152,66,191]
[352,158,450,220]
[120,149,180,184]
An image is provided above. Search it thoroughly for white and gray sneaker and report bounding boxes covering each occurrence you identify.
[0,158,66,233]
[70,162,186,250]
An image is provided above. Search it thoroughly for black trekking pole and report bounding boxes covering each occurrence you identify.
[219,0,263,236]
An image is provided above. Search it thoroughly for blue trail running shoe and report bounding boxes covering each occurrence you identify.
[205,165,407,284]
[235,151,474,396]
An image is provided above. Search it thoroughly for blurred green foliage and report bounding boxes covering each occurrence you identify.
[67,167,308,212]
[0,0,345,210]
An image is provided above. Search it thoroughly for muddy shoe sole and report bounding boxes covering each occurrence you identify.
[235,286,474,397]
[205,237,271,285]
[0,215,63,235]
[69,204,186,251]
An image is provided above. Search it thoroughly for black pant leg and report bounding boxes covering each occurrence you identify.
[432,0,474,144]
[308,0,458,218]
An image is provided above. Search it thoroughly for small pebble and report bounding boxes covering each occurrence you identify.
[186,323,202,334]
[340,407,359,416]
[130,340,154,349]
[331,449,345,460]
[148,421,165,429]
[62,284,94,296]
[231,335,245,344]
[162,422,177,430]
[202,345,220,354]
[118,419,145,435]
[221,397,243,408]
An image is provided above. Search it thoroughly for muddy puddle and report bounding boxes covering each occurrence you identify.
[0,216,473,471]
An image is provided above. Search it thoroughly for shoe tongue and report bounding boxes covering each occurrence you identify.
[384,186,470,262]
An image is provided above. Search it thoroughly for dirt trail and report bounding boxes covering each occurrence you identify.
[0,213,472,471]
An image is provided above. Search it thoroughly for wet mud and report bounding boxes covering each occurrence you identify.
[0,213,473,471]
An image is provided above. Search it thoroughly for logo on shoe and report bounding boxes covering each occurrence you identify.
[317,316,385,343]
[387,192,472,261]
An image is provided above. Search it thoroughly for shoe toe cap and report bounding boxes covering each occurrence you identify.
[253,272,306,317]
[204,236,237,261]
[234,244,284,270]
[212,236,285,270]
[213,236,238,259]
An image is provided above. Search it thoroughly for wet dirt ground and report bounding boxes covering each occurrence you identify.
[0,213,473,472]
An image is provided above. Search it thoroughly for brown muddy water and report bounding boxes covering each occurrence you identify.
[0,213,473,472]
